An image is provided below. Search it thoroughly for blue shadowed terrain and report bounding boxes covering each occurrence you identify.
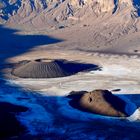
[0,78,140,139]
[133,0,140,16]
[0,25,140,139]
[113,0,118,14]
[0,25,62,64]
[0,0,48,20]
[0,25,62,138]
[0,0,21,20]
[113,0,140,16]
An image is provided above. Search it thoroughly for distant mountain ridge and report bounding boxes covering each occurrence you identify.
[0,0,47,20]
[0,0,140,54]
[0,0,139,21]
[0,0,140,32]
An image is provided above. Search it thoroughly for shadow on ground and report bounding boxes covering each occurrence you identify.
[0,25,140,140]
[133,0,140,16]
[0,25,62,64]
[0,25,62,139]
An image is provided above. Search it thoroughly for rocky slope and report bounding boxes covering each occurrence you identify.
[1,0,140,53]
[0,0,139,27]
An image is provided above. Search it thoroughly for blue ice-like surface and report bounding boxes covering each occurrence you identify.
[41,94,140,139]
[116,94,137,116]
[0,44,139,138]
[133,0,140,16]
[1,78,140,139]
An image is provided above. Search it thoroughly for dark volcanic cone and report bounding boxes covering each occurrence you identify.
[12,59,70,78]
[68,90,128,117]
[12,59,99,78]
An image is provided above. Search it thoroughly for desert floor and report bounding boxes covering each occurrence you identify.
[1,25,140,139]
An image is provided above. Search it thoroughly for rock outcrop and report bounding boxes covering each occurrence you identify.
[68,89,129,117]
[0,0,138,24]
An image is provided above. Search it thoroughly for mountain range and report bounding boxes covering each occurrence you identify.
[0,0,139,28]
[1,0,140,54]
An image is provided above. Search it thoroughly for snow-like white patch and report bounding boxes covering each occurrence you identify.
[99,65,131,75]
[2,56,140,137]
[10,68,140,95]
[127,108,140,121]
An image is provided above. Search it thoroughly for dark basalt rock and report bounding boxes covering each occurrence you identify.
[68,90,128,117]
